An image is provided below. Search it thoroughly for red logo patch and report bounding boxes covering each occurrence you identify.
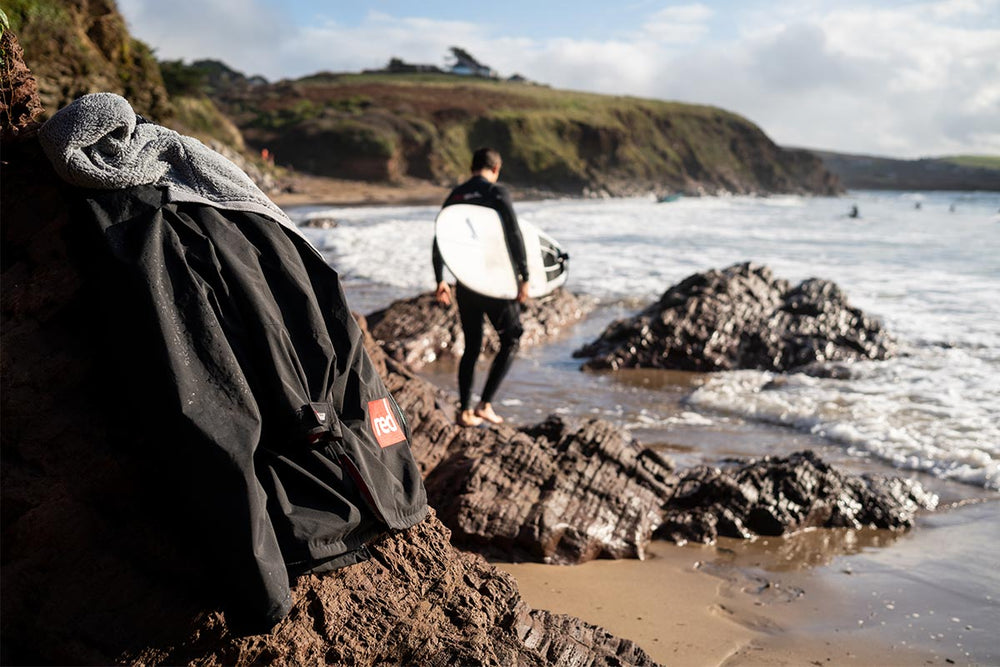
[368,398,406,448]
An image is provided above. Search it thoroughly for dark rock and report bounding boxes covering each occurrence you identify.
[657,451,938,544]
[360,314,935,562]
[357,327,682,565]
[424,416,677,563]
[367,287,593,369]
[121,511,660,667]
[575,262,895,372]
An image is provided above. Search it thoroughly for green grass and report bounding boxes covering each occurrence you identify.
[218,69,824,191]
[941,155,1000,170]
[1,0,68,34]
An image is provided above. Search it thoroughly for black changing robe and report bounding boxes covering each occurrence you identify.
[83,184,428,628]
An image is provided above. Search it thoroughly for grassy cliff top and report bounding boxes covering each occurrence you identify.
[206,70,837,195]
[255,71,743,123]
[942,155,1000,170]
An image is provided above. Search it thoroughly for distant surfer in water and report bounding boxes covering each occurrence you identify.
[433,147,529,427]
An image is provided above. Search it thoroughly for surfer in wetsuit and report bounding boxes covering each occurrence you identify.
[433,147,529,427]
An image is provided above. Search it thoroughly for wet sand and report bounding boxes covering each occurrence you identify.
[271,173,448,208]
[498,501,998,666]
[496,541,757,666]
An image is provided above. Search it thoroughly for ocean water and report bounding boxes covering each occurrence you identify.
[286,191,1000,492]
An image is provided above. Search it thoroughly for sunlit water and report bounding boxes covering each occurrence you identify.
[286,191,1000,491]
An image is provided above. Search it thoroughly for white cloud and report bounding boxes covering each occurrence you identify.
[117,0,293,76]
[289,14,489,76]
[117,0,1000,158]
[641,3,714,43]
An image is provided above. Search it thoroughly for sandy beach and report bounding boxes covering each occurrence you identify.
[271,173,449,208]
[496,504,996,666]
[279,178,999,666]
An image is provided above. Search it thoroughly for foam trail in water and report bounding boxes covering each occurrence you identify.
[285,191,1000,489]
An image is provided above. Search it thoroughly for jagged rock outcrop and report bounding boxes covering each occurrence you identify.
[358,326,681,564]
[367,287,593,369]
[364,327,935,557]
[657,450,938,545]
[122,511,659,666]
[424,417,677,563]
[575,262,895,372]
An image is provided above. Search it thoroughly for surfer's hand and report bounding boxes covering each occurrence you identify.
[517,281,530,304]
[435,282,452,306]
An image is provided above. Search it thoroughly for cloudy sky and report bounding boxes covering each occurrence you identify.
[117,0,1000,158]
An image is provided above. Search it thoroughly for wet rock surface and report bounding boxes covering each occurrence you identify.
[657,450,938,544]
[358,327,680,564]
[424,417,677,563]
[574,262,895,372]
[366,322,935,558]
[367,287,593,369]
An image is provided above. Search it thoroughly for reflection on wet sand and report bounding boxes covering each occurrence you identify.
[693,528,905,609]
[709,526,904,573]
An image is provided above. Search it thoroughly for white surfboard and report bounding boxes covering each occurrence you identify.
[435,204,569,299]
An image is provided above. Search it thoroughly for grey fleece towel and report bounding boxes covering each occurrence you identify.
[38,92,304,239]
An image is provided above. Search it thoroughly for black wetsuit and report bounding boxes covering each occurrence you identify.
[433,176,528,411]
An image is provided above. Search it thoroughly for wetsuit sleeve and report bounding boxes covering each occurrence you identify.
[494,185,529,283]
[432,237,445,283]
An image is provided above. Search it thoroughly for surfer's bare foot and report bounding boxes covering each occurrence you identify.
[456,409,483,427]
[474,403,504,425]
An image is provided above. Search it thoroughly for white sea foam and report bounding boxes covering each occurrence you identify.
[687,359,1000,489]
[286,191,1000,489]
[628,410,718,429]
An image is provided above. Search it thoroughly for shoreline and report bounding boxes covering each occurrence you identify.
[269,172,653,209]
[270,173,449,209]
[278,186,998,666]
[496,498,998,666]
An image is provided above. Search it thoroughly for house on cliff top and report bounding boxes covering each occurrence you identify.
[372,48,516,81]
[447,47,494,78]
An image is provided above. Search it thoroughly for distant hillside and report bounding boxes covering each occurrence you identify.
[941,155,1000,171]
[8,0,840,197]
[808,149,1000,191]
[201,70,840,196]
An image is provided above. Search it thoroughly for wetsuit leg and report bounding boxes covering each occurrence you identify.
[456,284,485,411]
[481,298,523,405]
